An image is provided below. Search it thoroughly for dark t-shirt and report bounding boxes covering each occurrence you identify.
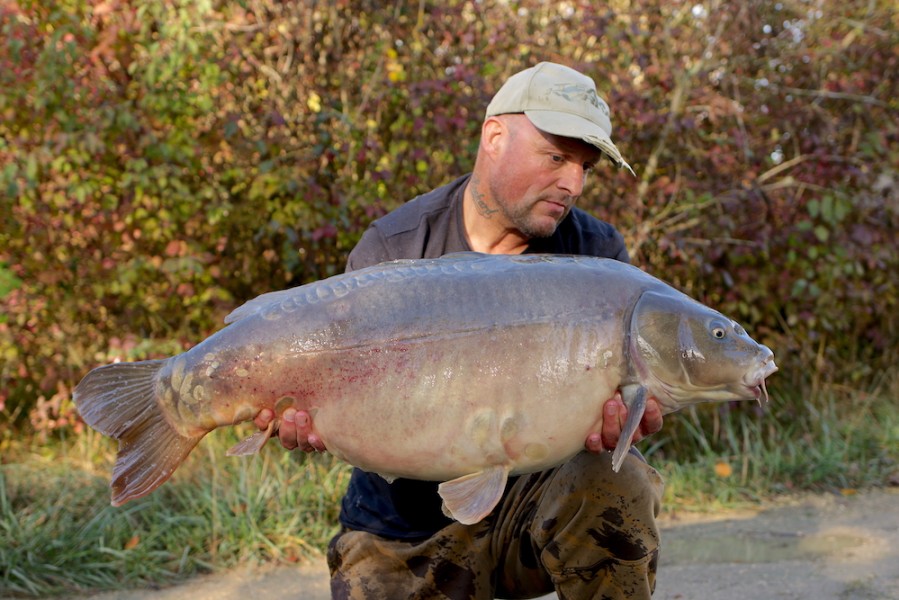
[339,174,629,540]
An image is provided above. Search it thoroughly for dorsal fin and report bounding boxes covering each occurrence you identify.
[224,288,299,324]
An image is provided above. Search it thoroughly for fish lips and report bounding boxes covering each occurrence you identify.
[745,356,778,404]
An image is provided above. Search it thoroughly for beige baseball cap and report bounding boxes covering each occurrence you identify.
[486,62,634,174]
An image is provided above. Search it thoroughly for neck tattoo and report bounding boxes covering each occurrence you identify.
[470,178,498,219]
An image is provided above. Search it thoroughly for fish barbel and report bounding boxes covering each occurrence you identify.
[74,253,777,524]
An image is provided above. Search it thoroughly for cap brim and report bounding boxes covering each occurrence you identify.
[525,110,634,175]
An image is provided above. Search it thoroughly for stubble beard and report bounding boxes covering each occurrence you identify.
[491,189,570,239]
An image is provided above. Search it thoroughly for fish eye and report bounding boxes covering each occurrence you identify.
[711,324,727,339]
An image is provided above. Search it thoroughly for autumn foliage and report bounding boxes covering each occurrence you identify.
[1,0,896,434]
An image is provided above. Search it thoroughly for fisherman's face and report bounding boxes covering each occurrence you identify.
[490,115,603,239]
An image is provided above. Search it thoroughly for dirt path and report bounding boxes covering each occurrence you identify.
[654,488,899,599]
[71,488,899,600]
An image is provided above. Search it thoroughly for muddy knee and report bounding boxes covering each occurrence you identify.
[527,451,663,598]
[533,450,664,562]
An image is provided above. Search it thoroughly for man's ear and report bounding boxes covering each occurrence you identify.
[480,116,507,158]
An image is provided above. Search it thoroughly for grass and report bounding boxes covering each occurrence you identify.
[0,427,349,597]
[1,377,896,597]
[647,378,899,512]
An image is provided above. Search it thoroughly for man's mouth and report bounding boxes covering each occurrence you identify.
[541,199,570,215]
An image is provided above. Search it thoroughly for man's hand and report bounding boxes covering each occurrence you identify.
[253,408,327,453]
[584,391,663,453]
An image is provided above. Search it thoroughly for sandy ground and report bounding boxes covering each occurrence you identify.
[60,488,899,600]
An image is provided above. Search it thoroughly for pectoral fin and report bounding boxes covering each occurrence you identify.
[611,384,647,472]
[226,419,276,456]
[438,465,509,525]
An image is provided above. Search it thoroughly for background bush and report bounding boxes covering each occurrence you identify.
[1,0,896,439]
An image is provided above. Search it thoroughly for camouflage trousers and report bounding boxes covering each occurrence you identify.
[327,450,664,600]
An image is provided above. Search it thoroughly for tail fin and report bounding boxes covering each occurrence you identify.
[74,359,203,506]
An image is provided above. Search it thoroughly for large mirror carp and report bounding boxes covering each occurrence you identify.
[75,252,777,524]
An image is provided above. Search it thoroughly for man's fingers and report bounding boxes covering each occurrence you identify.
[600,398,626,450]
[307,432,327,452]
[278,408,299,450]
[295,410,311,431]
[254,407,327,452]
[590,394,664,453]
[290,409,328,452]
[585,432,604,453]
[253,408,274,430]
[640,398,664,437]
[292,410,315,452]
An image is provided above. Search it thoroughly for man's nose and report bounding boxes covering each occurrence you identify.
[557,162,587,197]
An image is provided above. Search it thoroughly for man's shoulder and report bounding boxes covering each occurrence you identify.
[372,175,469,238]
[347,174,470,269]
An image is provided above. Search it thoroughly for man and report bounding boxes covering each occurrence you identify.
[256,62,665,599]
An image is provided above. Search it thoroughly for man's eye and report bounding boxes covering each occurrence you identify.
[551,154,564,163]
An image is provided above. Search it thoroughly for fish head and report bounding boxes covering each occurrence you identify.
[629,290,778,413]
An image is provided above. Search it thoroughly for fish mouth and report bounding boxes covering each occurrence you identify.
[746,360,779,405]
[748,381,767,403]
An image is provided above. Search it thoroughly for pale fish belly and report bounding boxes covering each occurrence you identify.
[310,319,627,482]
